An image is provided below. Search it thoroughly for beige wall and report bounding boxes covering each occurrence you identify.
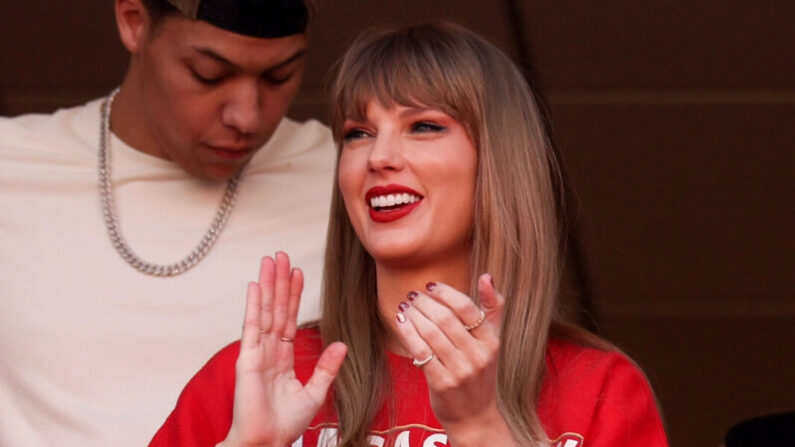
[2,1,793,445]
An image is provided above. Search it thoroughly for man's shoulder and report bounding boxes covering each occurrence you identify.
[253,117,336,164]
[0,98,102,156]
[274,117,333,145]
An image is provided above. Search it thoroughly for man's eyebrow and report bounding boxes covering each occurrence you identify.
[268,50,306,71]
[193,47,237,68]
[192,47,306,72]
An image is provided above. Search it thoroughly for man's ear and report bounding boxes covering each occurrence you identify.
[115,0,152,54]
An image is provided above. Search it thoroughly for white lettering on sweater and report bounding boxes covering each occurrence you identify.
[423,433,449,446]
[317,427,338,447]
[367,434,386,446]
[394,430,411,447]
[551,433,584,447]
[294,428,448,447]
[294,425,581,446]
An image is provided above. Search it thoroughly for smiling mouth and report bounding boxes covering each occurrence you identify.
[369,193,422,211]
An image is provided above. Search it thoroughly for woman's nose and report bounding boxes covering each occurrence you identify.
[367,132,404,172]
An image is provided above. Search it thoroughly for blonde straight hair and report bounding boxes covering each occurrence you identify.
[320,22,600,446]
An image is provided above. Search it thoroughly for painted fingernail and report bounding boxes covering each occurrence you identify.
[396,312,406,323]
[407,291,418,301]
[426,282,437,291]
[398,301,410,311]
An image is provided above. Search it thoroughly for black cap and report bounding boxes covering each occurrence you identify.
[165,0,309,38]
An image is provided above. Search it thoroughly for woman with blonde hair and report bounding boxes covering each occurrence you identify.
[150,22,668,447]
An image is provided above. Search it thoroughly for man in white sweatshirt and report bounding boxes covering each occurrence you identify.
[0,0,334,445]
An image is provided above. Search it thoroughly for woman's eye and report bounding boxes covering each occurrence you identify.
[342,128,370,142]
[411,122,446,133]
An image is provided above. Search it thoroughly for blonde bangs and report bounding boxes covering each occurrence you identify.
[330,24,482,145]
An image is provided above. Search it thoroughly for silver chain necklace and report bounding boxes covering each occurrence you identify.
[99,88,242,277]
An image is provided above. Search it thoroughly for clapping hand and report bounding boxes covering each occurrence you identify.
[394,273,514,446]
[219,252,347,447]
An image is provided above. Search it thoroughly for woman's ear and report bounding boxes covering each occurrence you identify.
[115,0,151,54]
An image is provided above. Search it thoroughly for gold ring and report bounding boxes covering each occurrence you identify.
[412,353,435,368]
[280,336,294,343]
[464,310,486,331]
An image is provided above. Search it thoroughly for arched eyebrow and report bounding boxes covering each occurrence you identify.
[191,46,306,72]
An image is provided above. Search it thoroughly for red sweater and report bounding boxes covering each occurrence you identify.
[150,328,668,447]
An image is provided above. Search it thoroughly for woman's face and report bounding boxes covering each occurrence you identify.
[338,99,478,267]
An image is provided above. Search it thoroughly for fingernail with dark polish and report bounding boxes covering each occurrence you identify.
[407,291,418,301]
[396,313,406,323]
[426,282,437,291]
[399,301,410,311]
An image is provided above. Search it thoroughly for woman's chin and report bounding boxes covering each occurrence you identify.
[367,244,425,269]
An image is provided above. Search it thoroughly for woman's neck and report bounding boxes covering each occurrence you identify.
[375,257,472,356]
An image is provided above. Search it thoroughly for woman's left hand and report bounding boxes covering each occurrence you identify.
[394,273,514,445]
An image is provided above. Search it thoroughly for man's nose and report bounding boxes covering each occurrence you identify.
[221,82,262,135]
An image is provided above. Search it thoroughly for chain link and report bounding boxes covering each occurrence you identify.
[99,88,242,276]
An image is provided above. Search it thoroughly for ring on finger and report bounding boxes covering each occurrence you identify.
[412,353,435,368]
[280,336,294,343]
[464,310,486,331]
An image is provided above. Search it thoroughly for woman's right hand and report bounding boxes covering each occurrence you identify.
[219,252,347,447]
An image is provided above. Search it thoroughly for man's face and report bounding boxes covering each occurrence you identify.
[131,15,307,180]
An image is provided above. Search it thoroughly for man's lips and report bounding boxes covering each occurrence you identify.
[365,184,424,223]
[205,144,255,160]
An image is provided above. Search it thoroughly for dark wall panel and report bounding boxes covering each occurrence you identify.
[520,0,795,89]
[551,104,794,310]
[604,316,795,447]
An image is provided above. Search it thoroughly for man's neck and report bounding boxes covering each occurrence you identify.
[109,78,171,161]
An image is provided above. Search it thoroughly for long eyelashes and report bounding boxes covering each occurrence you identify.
[342,122,445,142]
[342,128,371,142]
[411,122,446,133]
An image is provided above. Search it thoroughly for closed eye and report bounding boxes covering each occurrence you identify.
[191,69,225,85]
[262,71,295,86]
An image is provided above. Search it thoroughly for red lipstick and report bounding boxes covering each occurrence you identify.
[365,184,423,223]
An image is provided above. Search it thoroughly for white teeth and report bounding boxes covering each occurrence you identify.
[369,193,421,209]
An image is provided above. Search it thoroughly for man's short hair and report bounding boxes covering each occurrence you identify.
[140,0,179,25]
